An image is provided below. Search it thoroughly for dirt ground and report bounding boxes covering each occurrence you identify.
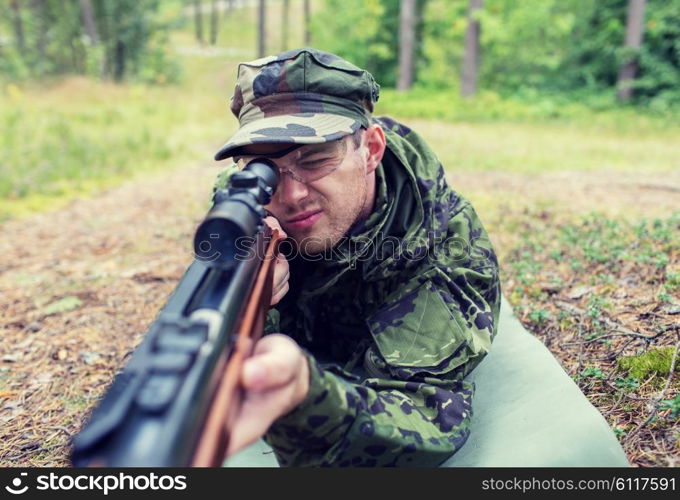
[0,162,678,466]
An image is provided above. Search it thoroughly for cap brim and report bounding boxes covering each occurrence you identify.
[214,113,361,161]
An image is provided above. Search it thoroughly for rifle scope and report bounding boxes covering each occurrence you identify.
[194,159,278,266]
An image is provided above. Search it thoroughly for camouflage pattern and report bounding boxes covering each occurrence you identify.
[214,48,380,161]
[213,117,501,467]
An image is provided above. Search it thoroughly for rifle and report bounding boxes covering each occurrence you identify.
[70,160,282,467]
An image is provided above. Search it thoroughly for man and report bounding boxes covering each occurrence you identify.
[212,48,500,467]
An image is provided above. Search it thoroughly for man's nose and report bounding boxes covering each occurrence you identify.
[275,170,309,204]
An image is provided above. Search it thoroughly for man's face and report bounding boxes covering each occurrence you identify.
[235,134,371,254]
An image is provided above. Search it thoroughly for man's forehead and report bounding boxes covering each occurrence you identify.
[235,140,343,159]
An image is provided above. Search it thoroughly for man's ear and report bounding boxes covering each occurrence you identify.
[363,124,386,175]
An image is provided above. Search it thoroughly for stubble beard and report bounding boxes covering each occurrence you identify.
[293,179,368,256]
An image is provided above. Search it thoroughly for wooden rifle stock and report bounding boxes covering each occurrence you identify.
[192,228,283,466]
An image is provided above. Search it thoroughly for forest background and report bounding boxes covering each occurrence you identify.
[0,0,678,467]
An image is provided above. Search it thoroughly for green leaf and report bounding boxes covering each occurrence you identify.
[43,296,82,316]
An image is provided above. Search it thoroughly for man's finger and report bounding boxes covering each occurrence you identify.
[273,268,290,292]
[271,282,289,306]
[226,386,289,457]
[241,335,301,390]
[264,216,287,239]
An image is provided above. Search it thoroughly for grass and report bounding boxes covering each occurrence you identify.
[422,119,678,174]
[0,75,222,220]
[618,347,680,380]
[377,86,680,127]
[4,81,679,221]
[1,1,679,220]
[501,211,679,466]
[0,2,264,220]
[0,0,321,221]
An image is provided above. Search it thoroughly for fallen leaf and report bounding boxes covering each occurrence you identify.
[568,286,593,300]
[42,296,82,316]
[79,351,102,366]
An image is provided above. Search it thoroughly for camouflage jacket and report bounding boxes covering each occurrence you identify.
[214,117,500,467]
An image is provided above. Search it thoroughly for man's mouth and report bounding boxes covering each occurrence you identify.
[286,210,323,229]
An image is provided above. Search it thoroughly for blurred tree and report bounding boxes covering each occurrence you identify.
[210,0,220,45]
[397,0,416,91]
[47,0,88,75]
[32,0,50,59]
[0,0,177,84]
[311,0,425,88]
[80,0,99,45]
[419,1,466,89]
[9,0,26,52]
[282,0,290,51]
[304,0,311,45]
[566,0,679,106]
[461,0,483,97]
[258,0,266,57]
[94,0,158,81]
[193,0,204,44]
[617,0,646,101]
[475,0,581,92]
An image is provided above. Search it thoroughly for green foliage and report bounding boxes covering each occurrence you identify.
[561,0,624,90]
[664,272,680,292]
[0,0,179,83]
[310,0,388,84]
[587,296,609,320]
[477,0,582,91]
[0,81,184,203]
[659,394,680,420]
[312,0,680,109]
[614,376,640,392]
[581,366,607,379]
[565,0,680,108]
[419,0,467,90]
[135,29,183,85]
[617,347,679,380]
[310,0,426,87]
[528,308,549,323]
[43,296,82,316]
[613,427,627,438]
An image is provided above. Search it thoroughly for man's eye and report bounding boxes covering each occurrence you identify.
[298,159,332,170]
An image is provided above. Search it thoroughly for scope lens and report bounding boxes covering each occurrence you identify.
[194,218,244,265]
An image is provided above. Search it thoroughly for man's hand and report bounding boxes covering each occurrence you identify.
[226,334,310,457]
[264,216,289,306]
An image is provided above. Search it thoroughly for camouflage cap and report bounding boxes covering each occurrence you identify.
[214,48,380,160]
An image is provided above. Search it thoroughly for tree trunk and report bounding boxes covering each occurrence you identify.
[114,40,126,82]
[303,0,311,46]
[210,0,219,45]
[461,0,483,98]
[193,0,204,44]
[79,0,99,45]
[257,0,266,57]
[281,0,290,51]
[31,0,49,58]
[397,0,416,91]
[9,0,26,52]
[617,0,646,102]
